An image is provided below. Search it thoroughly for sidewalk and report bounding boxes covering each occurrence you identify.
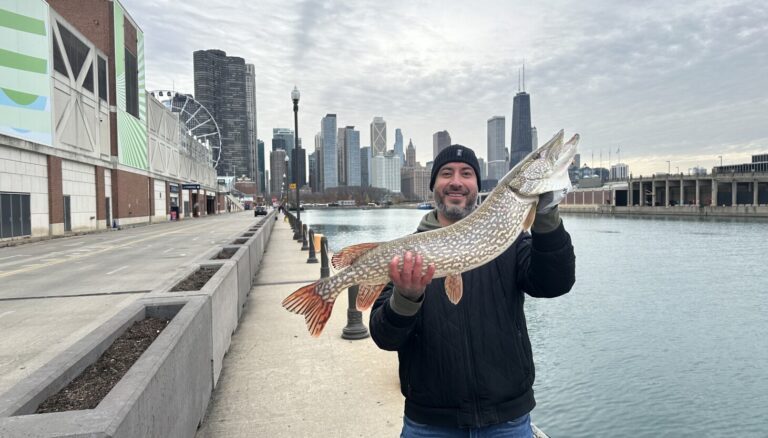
[197,215,405,437]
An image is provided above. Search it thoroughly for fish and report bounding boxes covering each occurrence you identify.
[282,130,578,336]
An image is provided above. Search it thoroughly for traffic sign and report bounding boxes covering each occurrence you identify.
[289,183,297,189]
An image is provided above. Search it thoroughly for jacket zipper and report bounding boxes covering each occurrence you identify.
[460,302,482,425]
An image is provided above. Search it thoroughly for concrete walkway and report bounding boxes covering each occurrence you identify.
[197,215,405,437]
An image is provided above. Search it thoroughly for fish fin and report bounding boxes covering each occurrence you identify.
[523,205,537,231]
[356,283,387,311]
[445,273,463,305]
[331,242,381,269]
[282,281,336,337]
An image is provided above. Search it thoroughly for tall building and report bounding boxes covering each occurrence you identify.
[405,139,416,167]
[610,163,629,180]
[487,116,506,180]
[321,114,338,190]
[510,91,532,168]
[257,139,265,193]
[370,117,387,156]
[401,167,430,201]
[269,149,287,197]
[308,151,317,192]
[394,128,404,164]
[478,158,487,181]
[344,126,361,186]
[293,147,306,187]
[531,126,538,150]
[193,49,251,179]
[433,130,451,159]
[336,127,347,186]
[371,152,401,193]
[244,63,258,192]
[314,132,323,191]
[272,128,294,181]
[360,146,371,187]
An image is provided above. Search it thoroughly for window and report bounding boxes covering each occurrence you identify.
[57,23,90,81]
[82,64,94,92]
[98,56,107,102]
[52,36,66,75]
[125,49,139,117]
[0,193,31,239]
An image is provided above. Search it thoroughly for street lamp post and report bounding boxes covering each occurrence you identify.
[666,160,670,175]
[292,86,301,223]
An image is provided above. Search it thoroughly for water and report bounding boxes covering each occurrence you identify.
[303,209,768,437]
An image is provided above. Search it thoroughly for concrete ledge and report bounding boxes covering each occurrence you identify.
[0,296,212,438]
[149,260,238,388]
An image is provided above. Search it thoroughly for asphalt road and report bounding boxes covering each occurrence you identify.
[0,211,261,395]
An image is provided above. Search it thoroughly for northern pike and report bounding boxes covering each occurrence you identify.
[283,130,578,336]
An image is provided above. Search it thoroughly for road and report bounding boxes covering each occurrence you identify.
[0,211,260,395]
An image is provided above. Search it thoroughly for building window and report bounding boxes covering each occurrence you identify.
[82,64,94,93]
[98,56,107,102]
[57,23,91,86]
[125,49,139,117]
[52,37,67,75]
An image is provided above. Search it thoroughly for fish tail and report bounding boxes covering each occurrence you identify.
[282,280,338,337]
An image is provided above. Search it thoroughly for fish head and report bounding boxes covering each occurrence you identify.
[504,129,579,197]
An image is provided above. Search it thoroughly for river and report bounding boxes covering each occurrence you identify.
[301,209,768,437]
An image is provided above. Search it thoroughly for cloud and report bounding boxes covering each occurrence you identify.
[124,0,767,176]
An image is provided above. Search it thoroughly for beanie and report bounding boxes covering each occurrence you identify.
[429,144,482,190]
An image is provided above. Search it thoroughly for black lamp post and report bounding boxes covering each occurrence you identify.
[292,86,301,223]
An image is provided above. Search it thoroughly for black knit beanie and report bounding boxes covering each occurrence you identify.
[430,144,482,190]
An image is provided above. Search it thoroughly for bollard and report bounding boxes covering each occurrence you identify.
[320,237,330,278]
[306,229,318,263]
[341,285,370,340]
[301,224,309,250]
[294,219,303,241]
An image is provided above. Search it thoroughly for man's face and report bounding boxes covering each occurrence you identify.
[433,162,478,224]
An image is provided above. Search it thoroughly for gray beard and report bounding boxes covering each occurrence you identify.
[435,193,477,222]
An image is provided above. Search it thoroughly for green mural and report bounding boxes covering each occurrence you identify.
[0,0,52,146]
[114,0,147,170]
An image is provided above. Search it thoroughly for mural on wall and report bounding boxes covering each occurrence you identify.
[0,0,52,146]
[114,0,147,170]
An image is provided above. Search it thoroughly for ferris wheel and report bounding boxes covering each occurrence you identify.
[149,90,222,168]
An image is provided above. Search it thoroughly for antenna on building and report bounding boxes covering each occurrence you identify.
[522,62,525,92]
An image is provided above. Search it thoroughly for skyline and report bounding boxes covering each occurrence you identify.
[126,0,768,177]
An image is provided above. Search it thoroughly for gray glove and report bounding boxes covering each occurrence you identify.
[537,187,569,214]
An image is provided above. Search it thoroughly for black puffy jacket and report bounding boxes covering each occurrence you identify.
[369,221,575,428]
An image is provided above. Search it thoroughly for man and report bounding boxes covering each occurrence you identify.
[370,144,575,437]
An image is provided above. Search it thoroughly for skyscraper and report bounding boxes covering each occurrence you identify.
[244,63,258,192]
[433,130,451,159]
[478,158,487,181]
[269,149,287,196]
[394,128,404,164]
[370,117,387,156]
[405,139,416,167]
[314,132,323,191]
[487,116,506,180]
[344,126,361,187]
[531,126,538,150]
[360,146,371,187]
[257,139,265,194]
[336,127,347,186]
[321,114,337,190]
[193,49,251,179]
[510,91,532,168]
[308,151,317,192]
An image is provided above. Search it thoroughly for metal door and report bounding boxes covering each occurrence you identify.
[64,195,71,232]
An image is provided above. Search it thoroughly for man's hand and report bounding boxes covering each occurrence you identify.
[537,187,569,214]
[388,251,436,301]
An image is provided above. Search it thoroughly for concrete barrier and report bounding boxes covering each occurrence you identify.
[202,245,252,321]
[151,260,238,388]
[0,296,212,438]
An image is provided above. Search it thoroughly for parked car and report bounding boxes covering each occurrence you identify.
[254,205,268,216]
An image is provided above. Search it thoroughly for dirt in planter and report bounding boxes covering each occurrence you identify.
[36,317,169,413]
[213,248,237,259]
[170,265,221,291]
[232,238,247,245]
[242,233,254,237]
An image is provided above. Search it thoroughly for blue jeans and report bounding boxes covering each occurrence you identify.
[401,414,533,438]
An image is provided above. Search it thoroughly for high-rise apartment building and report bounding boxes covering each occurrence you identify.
[531,126,538,150]
[193,49,251,179]
[394,128,404,164]
[405,139,416,167]
[432,130,451,159]
[401,167,430,201]
[510,91,532,168]
[487,116,506,180]
[257,139,265,193]
[321,114,337,190]
[308,151,317,192]
[343,126,361,187]
[244,63,258,192]
[314,132,323,191]
[371,153,401,193]
[336,127,347,186]
[370,117,387,156]
[269,149,287,196]
[478,158,487,181]
[360,146,371,187]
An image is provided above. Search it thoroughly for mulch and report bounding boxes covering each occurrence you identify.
[169,265,221,291]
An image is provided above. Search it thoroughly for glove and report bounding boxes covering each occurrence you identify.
[537,187,569,214]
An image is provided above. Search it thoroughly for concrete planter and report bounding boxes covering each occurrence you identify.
[151,260,238,387]
[204,245,252,321]
[0,296,212,438]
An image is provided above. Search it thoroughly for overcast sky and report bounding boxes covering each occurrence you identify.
[128,0,767,176]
